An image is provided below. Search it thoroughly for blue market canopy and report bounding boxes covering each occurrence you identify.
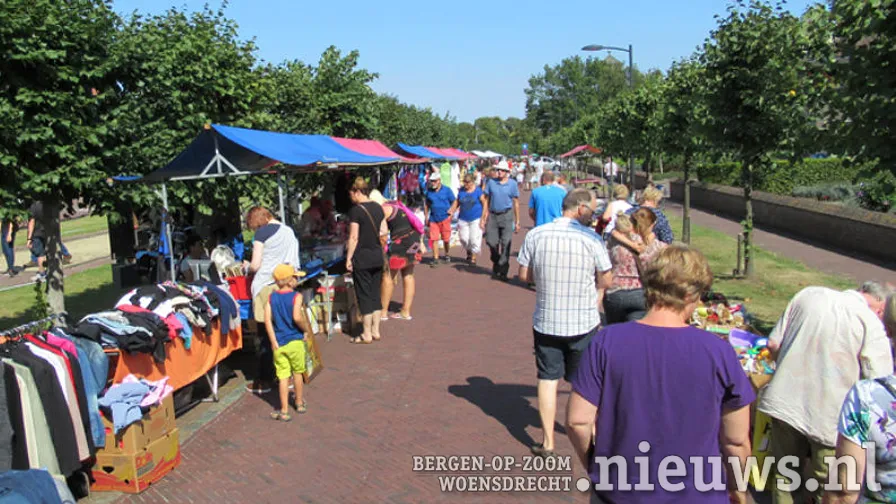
[142,124,399,183]
[396,143,448,160]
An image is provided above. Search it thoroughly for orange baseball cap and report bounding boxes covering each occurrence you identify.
[272,263,305,281]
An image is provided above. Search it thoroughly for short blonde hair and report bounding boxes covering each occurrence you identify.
[463,173,475,184]
[615,213,633,233]
[613,184,630,200]
[643,244,713,312]
[641,186,663,204]
[351,177,370,196]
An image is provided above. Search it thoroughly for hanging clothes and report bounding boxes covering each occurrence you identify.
[449,162,461,197]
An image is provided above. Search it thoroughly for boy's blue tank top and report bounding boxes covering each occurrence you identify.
[269,290,304,346]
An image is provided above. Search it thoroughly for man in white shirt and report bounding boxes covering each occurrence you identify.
[603,157,619,184]
[759,281,894,504]
[517,188,613,458]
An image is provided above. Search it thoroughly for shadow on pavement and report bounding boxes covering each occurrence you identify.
[448,376,567,450]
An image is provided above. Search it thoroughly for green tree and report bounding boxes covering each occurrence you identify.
[0,0,120,313]
[701,0,811,276]
[525,55,642,137]
[659,59,708,243]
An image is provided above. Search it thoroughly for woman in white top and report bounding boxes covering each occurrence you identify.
[601,184,633,239]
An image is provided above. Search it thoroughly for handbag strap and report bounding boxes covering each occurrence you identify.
[357,202,380,235]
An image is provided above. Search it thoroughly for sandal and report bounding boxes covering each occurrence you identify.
[270,411,292,422]
[294,400,307,414]
[350,337,373,344]
[530,443,555,458]
[390,312,413,320]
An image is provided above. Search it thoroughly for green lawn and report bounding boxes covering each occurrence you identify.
[12,215,109,247]
[0,265,126,328]
[665,213,855,333]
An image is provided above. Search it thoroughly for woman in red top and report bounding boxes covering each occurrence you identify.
[603,208,668,324]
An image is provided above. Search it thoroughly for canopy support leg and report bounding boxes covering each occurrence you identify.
[161,182,176,283]
[277,172,287,222]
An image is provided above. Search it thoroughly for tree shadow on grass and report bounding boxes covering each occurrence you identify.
[448,376,568,450]
[0,279,129,329]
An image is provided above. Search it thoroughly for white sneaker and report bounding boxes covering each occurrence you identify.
[31,272,46,282]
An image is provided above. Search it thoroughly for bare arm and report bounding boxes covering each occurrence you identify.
[26,218,34,244]
[248,241,264,273]
[346,222,359,272]
[528,207,536,221]
[566,391,598,470]
[263,301,278,351]
[513,198,520,233]
[519,266,530,284]
[480,195,490,230]
[720,405,752,504]
[610,229,646,254]
[479,194,487,220]
[293,294,314,336]
[822,434,865,504]
[596,269,613,290]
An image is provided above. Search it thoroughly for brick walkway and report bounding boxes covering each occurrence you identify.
[117,195,586,504]
[110,190,883,504]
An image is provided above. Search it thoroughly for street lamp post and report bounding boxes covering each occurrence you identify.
[582,43,636,202]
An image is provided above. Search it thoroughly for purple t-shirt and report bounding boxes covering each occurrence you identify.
[571,322,755,503]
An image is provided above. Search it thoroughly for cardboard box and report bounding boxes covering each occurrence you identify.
[100,394,176,455]
[92,428,181,493]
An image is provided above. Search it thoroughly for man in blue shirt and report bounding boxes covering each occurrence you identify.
[481,161,520,281]
[528,172,566,227]
[424,172,457,265]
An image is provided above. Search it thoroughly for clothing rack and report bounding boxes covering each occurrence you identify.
[0,312,68,338]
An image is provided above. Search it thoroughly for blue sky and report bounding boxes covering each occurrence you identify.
[113,0,819,123]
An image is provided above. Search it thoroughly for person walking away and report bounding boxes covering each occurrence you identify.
[556,173,572,193]
[244,206,301,394]
[263,264,312,422]
[380,200,423,320]
[424,172,456,266]
[346,177,386,344]
[456,174,486,265]
[603,209,668,324]
[1,217,18,277]
[760,281,894,504]
[517,189,614,458]
[567,244,755,504]
[600,184,633,240]
[481,161,520,281]
[603,156,619,184]
[528,172,566,228]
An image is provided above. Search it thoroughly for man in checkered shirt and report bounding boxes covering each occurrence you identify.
[517,188,614,458]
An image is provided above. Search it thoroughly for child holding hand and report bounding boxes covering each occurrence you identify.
[264,263,313,421]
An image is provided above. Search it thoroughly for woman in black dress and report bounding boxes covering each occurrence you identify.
[380,200,422,320]
[346,177,386,344]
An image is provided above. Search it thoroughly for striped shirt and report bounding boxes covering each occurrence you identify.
[517,217,613,337]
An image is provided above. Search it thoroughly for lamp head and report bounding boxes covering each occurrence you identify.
[581,44,605,51]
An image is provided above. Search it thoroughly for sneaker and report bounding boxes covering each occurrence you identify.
[30,272,46,283]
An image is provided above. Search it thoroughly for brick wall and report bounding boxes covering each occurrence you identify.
[645,174,896,263]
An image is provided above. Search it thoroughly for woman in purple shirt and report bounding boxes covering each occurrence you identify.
[567,244,755,504]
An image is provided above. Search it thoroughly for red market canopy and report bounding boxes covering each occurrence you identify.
[332,137,428,164]
[559,145,602,158]
[444,148,475,160]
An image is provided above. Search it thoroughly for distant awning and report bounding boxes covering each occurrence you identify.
[143,124,398,182]
[424,147,460,161]
[559,145,602,158]
[332,137,427,164]
[396,143,444,160]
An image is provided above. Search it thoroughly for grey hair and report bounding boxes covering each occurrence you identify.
[562,188,594,212]
[859,281,895,302]
[541,171,555,183]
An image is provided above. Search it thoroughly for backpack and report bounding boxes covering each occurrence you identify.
[385,201,424,235]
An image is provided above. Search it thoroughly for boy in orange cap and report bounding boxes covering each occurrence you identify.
[264,263,313,421]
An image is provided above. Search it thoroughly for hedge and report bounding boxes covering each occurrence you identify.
[695,158,866,196]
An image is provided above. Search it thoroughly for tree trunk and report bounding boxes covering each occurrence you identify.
[742,161,755,278]
[682,153,692,244]
[40,198,66,316]
[659,155,664,174]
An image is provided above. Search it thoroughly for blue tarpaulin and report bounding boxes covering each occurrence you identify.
[396,143,447,160]
[142,124,399,182]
